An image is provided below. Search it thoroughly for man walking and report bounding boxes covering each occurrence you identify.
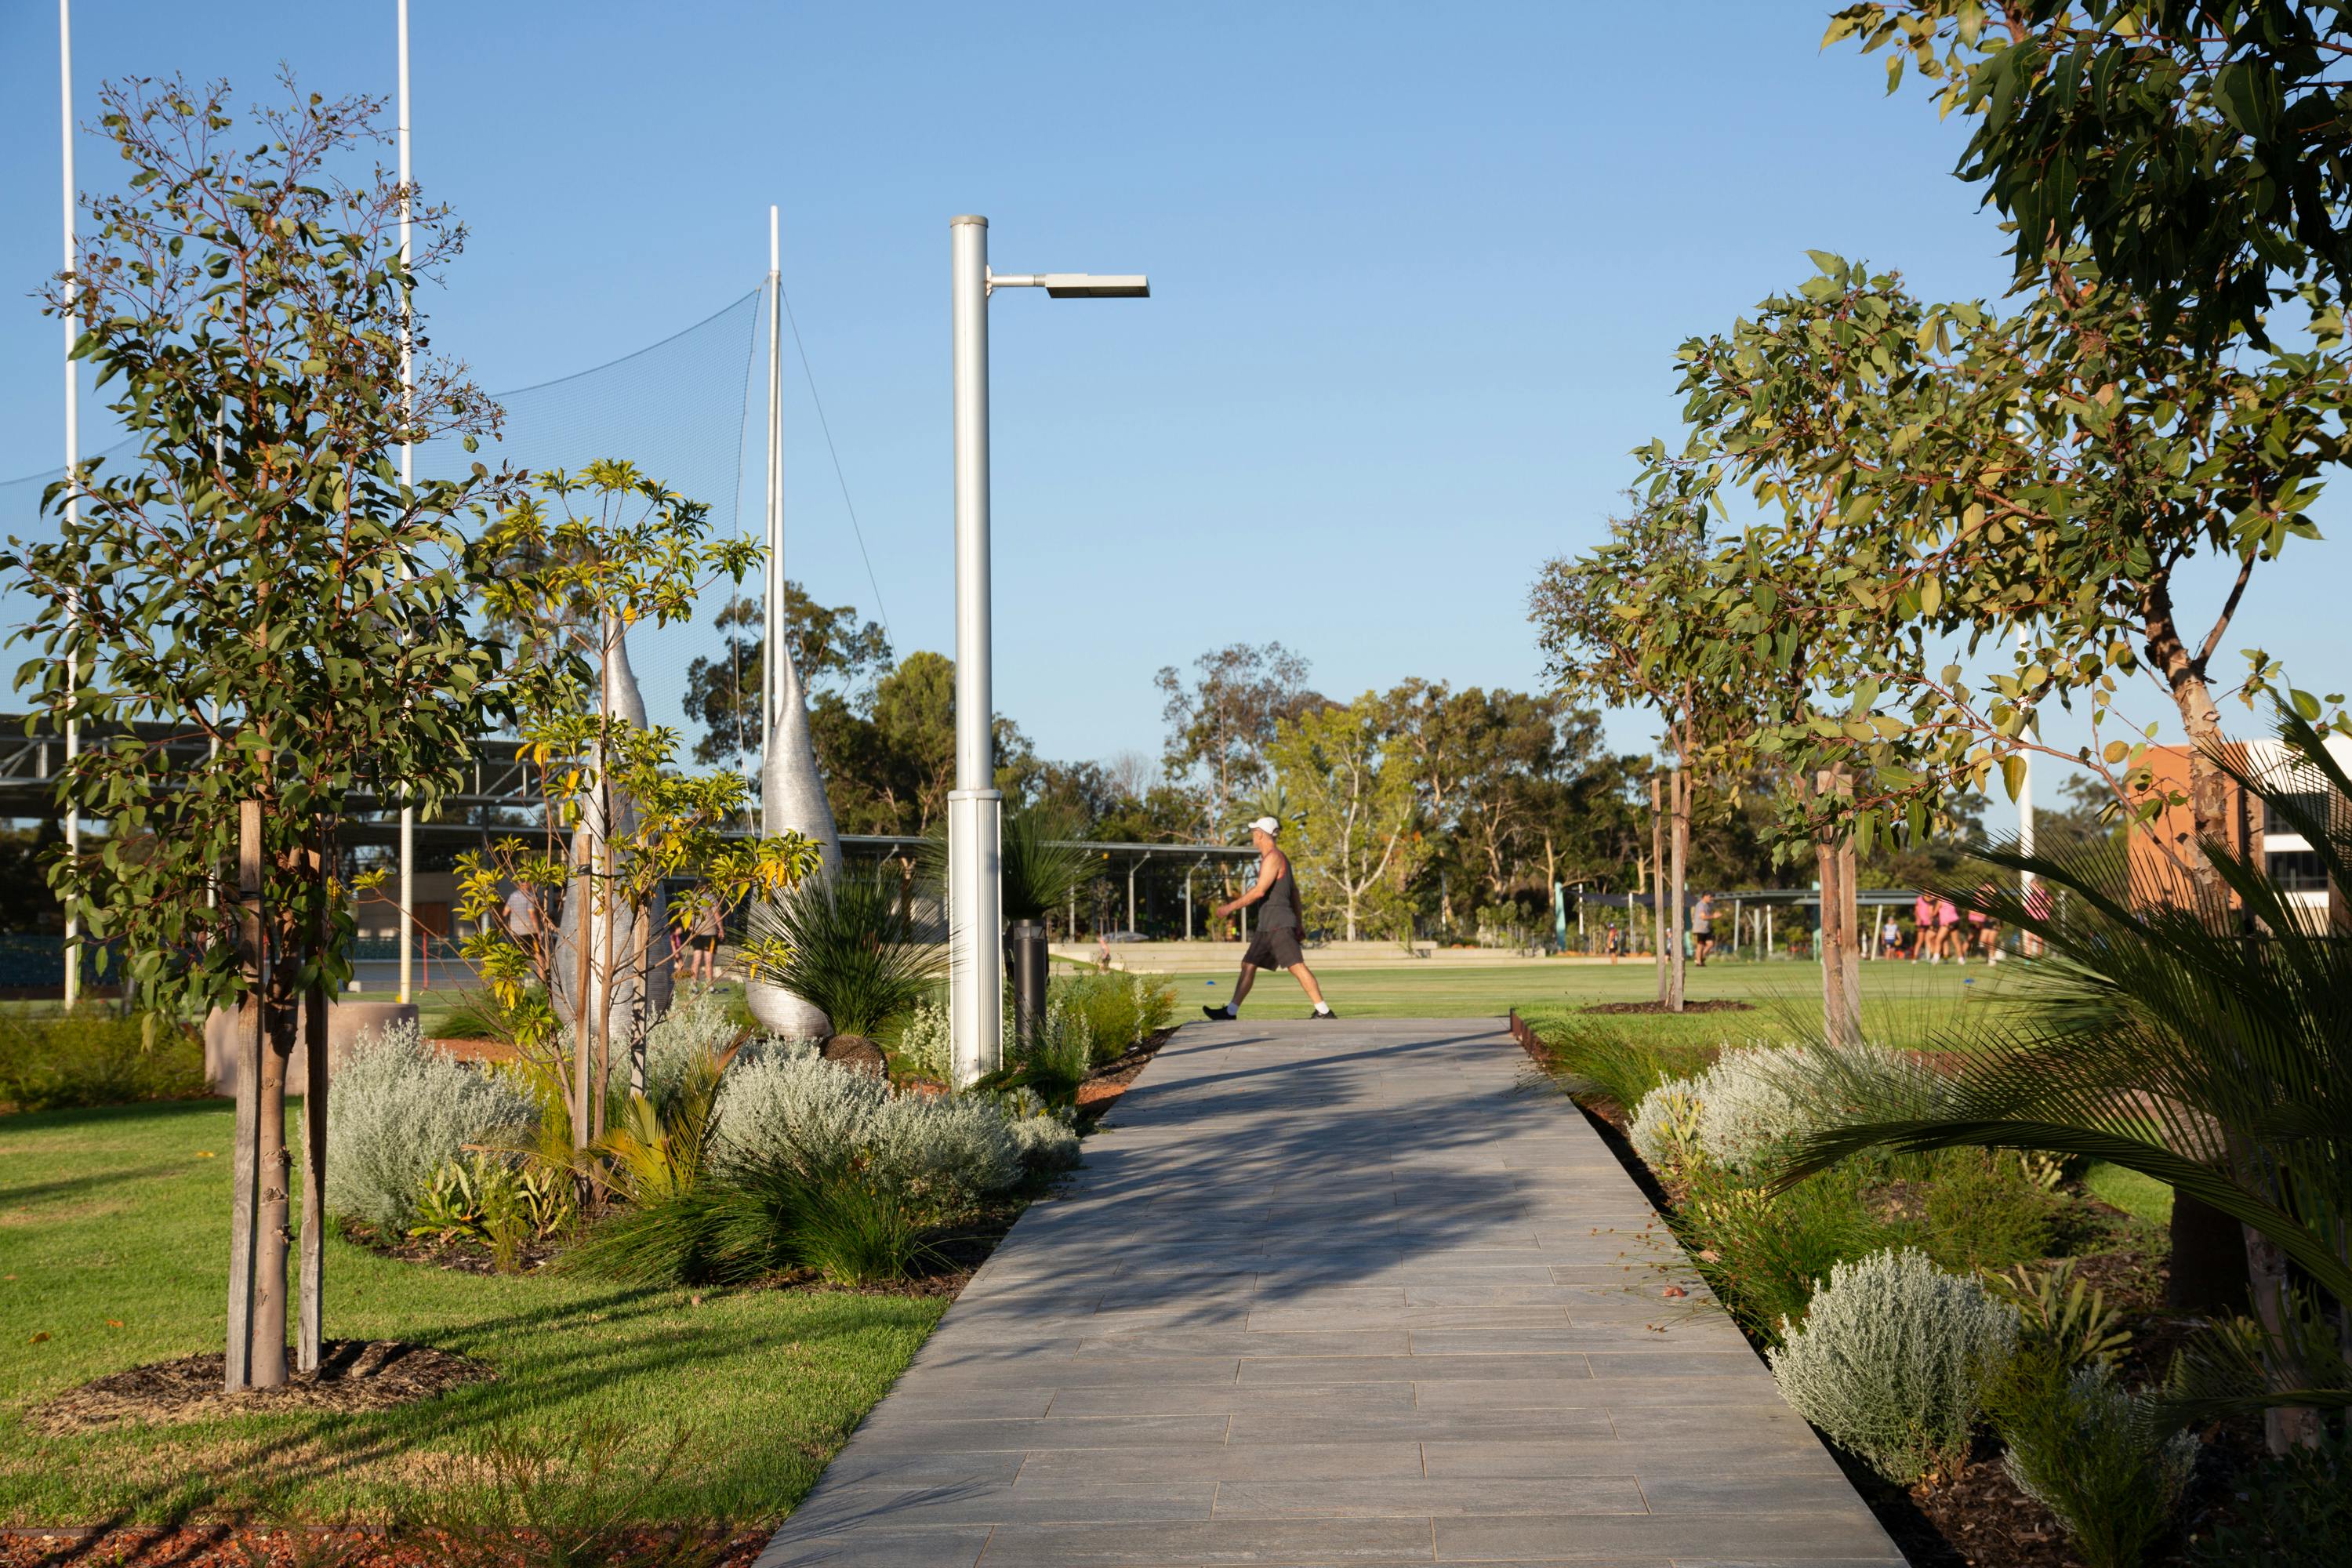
[1201,816,1336,1021]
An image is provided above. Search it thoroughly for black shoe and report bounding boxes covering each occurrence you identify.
[1310,1007,1338,1020]
[1201,1005,1235,1021]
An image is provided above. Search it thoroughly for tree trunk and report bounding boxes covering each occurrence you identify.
[296,828,328,1374]
[225,800,265,1392]
[1650,774,1668,1004]
[1814,770,1862,1048]
[1668,766,1689,1013]
[252,930,293,1390]
[2147,585,2313,1450]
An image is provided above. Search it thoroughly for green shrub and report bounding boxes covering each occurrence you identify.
[0,1010,205,1112]
[893,1000,951,1083]
[1989,1350,2198,1568]
[1053,971,1171,1065]
[1630,1075,1706,1176]
[410,1152,575,1272]
[747,878,944,1037]
[710,1052,1023,1199]
[1766,1247,2020,1483]
[1983,1260,2132,1372]
[1004,996,1094,1102]
[779,1160,930,1286]
[2190,1425,2352,1568]
[1919,1148,2061,1272]
[1678,1160,1898,1338]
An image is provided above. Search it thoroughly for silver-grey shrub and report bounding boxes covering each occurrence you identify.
[638,992,743,1105]
[710,1054,1030,1198]
[325,1019,539,1229]
[1766,1247,2020,1483]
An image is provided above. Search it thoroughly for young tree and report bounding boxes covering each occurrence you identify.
[1531,502,1755,1012]
[1267,695,1424,942]
[4,76,514,1389]
[471,463,799,1142]
[1657,256,2347,898]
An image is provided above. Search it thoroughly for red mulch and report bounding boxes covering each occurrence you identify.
[1073,1029,1176,1121]
[0,1526,770,1568]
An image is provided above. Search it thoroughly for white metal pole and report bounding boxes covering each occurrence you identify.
[762,206,782,829]
[396,0,416,1004]
[60,0,80,1011]
[947,215,1003,1086]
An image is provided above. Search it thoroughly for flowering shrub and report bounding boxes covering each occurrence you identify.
[895,1000,952,1083]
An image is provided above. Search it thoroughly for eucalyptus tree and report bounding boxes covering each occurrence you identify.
[1650,253,2347,897]
[1832,0,2352,347]
[2,76,514,1388]
[1267,695,1424,942]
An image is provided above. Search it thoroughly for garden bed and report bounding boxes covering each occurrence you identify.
[1508,1009,2267,1568]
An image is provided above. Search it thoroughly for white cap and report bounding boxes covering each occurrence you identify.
[1247,816,1280,837]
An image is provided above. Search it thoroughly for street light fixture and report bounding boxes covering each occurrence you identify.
[947,216,1148,1087]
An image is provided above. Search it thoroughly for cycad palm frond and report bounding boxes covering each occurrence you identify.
[1775,708,2352,1341]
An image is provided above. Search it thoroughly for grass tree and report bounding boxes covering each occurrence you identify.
[2,75,514,1388]
[459,463,817,1148]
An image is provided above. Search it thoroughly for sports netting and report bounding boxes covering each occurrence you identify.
[1,285,774,777]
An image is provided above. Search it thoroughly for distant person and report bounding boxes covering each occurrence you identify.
[1936,896,1963,963]
[684,887,728,985]
[1200,816,1335,1021]
[1096,930,1113,969]
[1911,891,1935,962]
[1879,913,1904,960]
[1605,921,1623,960]
[1692,894,1716,967]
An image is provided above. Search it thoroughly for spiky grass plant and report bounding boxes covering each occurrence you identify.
[747,877,945,1038]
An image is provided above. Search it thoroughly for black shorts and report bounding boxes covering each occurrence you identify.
[692,933,720,953]
[1243,925,1304,970]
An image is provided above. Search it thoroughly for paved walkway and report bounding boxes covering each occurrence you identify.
[757,1018,1901,1567]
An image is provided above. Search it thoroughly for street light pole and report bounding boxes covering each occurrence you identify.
[947,216,1000,1087]
[945,216,1147,1085]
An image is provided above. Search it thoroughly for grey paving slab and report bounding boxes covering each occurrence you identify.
[757,1019,1895,1568]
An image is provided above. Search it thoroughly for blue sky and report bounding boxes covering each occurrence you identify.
[2,1,2341,812]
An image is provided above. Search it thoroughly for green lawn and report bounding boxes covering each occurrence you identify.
[1264,953,2024,1042]
[0,1098,943,1526]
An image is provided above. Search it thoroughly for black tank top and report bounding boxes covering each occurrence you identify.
[1261,852,1301,931]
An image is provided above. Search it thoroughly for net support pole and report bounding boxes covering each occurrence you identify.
[60,0,79,1011]
[762,207,782,829]
[948,215,1003,1087]
[396,0,416,1004]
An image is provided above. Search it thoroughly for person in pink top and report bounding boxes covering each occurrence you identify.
[1936,897,1963,963]
[1912,892,1936,962]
